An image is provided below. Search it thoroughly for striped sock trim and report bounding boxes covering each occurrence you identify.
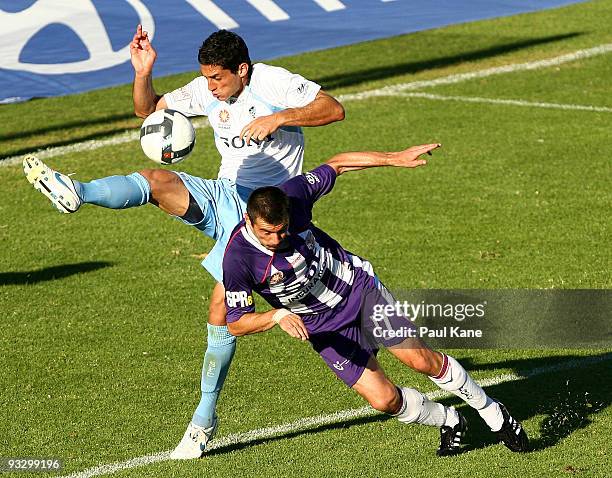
[432,353,449,380]
[391,386,407,417]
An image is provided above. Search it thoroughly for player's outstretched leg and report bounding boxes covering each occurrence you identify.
[23,155,83,213]
[389,344,529,452]
[352,356,467,456]
[171,283,236,460]
[24,156,152,213]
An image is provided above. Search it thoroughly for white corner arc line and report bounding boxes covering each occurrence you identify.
[60,354,611,478]
[390,92,612,113]
[2,43,612,168]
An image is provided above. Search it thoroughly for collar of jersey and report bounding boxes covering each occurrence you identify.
[242,222,274,256]
[227,85,251,105]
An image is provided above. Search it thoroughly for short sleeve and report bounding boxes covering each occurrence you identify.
[222,244,256,323]
[251,64,321,109]
[163,77,215,117]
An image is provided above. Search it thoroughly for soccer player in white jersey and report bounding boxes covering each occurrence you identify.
[24,26,344,459]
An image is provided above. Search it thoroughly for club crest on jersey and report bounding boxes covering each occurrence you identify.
[249,106,256,118]
[219,109,230,123]
[269,271,285,285]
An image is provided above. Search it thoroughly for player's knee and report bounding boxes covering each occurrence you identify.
[138,169,175,195]
[367,386,399,414]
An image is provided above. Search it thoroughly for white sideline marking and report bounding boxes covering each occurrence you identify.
[2,43,611,168]
[0,118,210,168]
[60,354,611,478]
[389,92,612,113]
[336,43,612,101]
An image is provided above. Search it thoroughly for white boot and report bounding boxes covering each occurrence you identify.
[170,418,218,460]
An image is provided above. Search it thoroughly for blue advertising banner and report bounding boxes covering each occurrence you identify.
[0,0,586,103]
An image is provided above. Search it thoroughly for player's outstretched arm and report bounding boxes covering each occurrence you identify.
[240,90,344,145]
[325,143,441,175]
[131,24,165,118]
[227,310,309,340]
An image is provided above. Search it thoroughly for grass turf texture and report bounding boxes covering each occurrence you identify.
[1,1,611,477]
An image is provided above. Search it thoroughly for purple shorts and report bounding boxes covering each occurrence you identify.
[308,266,414,387]
[309,323,377,387]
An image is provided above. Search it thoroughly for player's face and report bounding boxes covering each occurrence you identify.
[200,63,249,101]
[248,217,290,251]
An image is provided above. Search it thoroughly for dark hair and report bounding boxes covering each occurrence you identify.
[198,30,252,74]
[247,187,290,226]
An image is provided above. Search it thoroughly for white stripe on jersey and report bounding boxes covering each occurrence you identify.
[350,254,374,276]
[272,235,354,313]
[326,253,354,285]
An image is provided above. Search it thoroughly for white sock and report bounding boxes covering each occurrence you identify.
[429,353,488,408]
[478,397,504,431]
[429,354,502,430]
[394,387,457,428]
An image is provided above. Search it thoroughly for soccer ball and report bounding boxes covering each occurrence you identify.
[140,109,196,165]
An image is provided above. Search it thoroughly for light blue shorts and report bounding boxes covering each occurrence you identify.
[173,173,253,283]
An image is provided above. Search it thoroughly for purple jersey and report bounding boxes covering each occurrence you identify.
[223,164,368,333]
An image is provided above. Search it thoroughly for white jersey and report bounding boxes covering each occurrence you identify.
[164,63,320,189]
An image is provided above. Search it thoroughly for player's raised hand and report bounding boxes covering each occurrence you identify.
[130,24,157,76]
[278,313,309,341]
[392,143,441,168]
[240,114,280,146]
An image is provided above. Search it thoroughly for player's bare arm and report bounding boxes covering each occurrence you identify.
[131,24,164,118]
[326,143,441,175]
[240,90,345,144]
[227,310,309,340]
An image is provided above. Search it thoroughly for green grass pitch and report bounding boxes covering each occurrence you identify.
[1,1,611,477]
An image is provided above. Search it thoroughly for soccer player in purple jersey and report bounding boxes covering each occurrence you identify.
[222,144,529,456]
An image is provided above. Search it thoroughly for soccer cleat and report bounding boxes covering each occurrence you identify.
[494,401,529,452]
[23,155,81,213]
[437,409,467,457]
[170,418,218,460]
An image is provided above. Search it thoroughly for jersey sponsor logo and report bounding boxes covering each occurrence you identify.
[218,134,272,149]
[305,172,320,185]
[226,291,253,308]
